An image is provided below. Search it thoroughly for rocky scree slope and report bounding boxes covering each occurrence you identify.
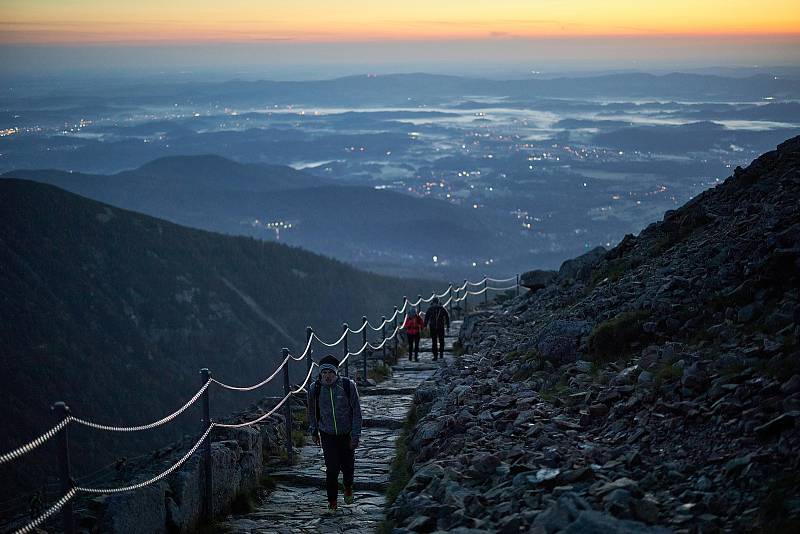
[386,136,800,533]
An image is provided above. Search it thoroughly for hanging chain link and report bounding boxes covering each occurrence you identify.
[71,380,211,432]
[14,487,78,534]
[1,418,71,465]
[76,425,213,494]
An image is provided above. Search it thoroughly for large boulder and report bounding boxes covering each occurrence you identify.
[536,320,591,364]
[458,310,493,349]
[558,246,607,283]
[100,481,168,533]
[520,270,557,291]
[166,454,202,533]
[211,440,243,516]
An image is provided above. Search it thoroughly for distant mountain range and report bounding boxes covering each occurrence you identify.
[0,178,433,500]
[3,155,507,278]
[7,72,796,109]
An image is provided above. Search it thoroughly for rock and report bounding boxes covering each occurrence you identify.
[591,477,642,498]
[723,454,752,478]
[695,475,712,492]
[558,467,593,484]
[558,246,607,283]
[513,468,561,489]
[514,410,537,426]
[580,412,593,427]
[497,512,525,533]
[781,375,800,395]
[737,303,757,323]
[562,510,672,533]
[468,452,501,477]
[100,482,167,533]
[633,496,660,524]
[407,514,437,532]
[412,419,444,448]
[754,411,799,438]
[166,455,202,532]
[532,492,592,533]
[589,403,608,419]
[638,371,654,384]
[603,488,634,517]
[535,320,591,364]
[520,269,557,291]
[406,462,446,492]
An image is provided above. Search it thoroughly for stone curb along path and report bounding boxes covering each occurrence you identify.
[220,322,462,533]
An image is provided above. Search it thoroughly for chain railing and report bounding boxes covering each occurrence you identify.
[3,275,521,533]
[0,419,71,466]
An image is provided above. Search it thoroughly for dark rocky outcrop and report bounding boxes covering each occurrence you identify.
[557,246,607,284]
[387,136,800,532]
[520,270,557,291]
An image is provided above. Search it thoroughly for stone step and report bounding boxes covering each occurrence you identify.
[270,471,390,492]
[391,364,444,372]
[363,417,404,430]
[219,482,386,532]
[360,386,416,396]
[269,427,399,492]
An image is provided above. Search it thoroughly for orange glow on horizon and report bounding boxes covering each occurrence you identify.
[1,1,799,44]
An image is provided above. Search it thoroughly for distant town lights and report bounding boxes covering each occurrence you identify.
[432,256,438,263]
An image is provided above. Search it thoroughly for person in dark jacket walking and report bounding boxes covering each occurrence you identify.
[308,355,363,515]
[402,307,424,361]
[424,297,450,361]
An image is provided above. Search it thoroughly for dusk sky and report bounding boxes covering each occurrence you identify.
[2,1,799,78]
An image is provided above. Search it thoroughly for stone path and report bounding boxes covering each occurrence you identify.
[220,323,461,533]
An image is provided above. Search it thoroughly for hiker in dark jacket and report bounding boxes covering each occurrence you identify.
[402,307,424,361]
[307,354,362,515]
[424,297,450,361]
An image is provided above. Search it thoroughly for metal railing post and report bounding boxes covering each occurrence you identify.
[463,279,469,315]
[381,316,387,366]
[448,284,453,318]
[484,276,488,305]
[306,325,314,377]
[342,323,349,377]
[361,316,368,384]
[516,274,520,297]
[393,306,399,362]
[52,402,74,534]
[282,348,293,465]
[199,368,213,523]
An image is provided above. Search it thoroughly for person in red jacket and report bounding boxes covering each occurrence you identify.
[402,307,424,362]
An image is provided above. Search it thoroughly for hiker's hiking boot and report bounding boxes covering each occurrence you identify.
[323,502,338,516]
[344,487,354,505]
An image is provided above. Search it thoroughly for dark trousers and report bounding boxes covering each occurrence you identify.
[407,333,420,360]
[320,432,355,504]
[431,329,445,359]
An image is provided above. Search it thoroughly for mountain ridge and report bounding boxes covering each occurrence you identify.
[3,155,508,278]
[0,178,433,502]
